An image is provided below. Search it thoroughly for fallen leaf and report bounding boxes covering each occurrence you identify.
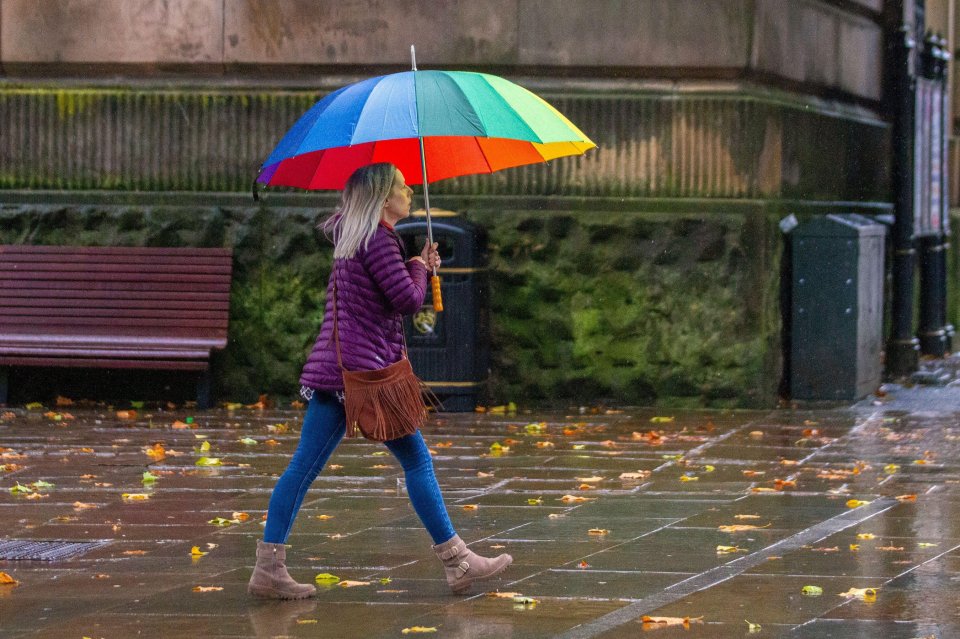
[719,524,770,532]
[141,471,159,484]
[641,615,703,628]
[877,545,904,551]
[746,620,762,633]
[171,420,190,429]
[578,560,590,568]
[619,471,651,480]
[918,542,938,548]
[10,482,33,494]
[316,514,334,520]
[883,464,900,474]
[576,476,603,483]
[116,410,137,419]
[512,596,538,604]
[856,533,877,540]
[122,550,148,555]
[121,493,150,501]
[297,619,318,625]
[73,502,97,510]
[846,499,872,508]
[486,591,523,598]
[401,628,437,634]
[198,440,211,453]
[239,437,258,445]
[192,586,223,592]
[578,483,595,490]
[190,546,208,557]
[477,471,494,478]
[25,402,43,410]
[527,498,543,505]
[314,573,340,584]
[895,494,917,502]
[802,585,823,596]
[195,457,222,466]
[338,580,370,588]
[207,517,238,526]
[774,479,797,489]
[650,416,675,423]
[231,512,250,522]
[742,470,765,477]
[735,514,761,520]
[0,572,18,586]
[748,431,764,439]
[838,587,877,601]
[679,475,699,482]
[548,513,566,519]
[849,544,860,551]
[716,545,746,554]
[535,441,555,449]
[588,528,610,535]
[462,504,479,511]
[559,494,593,503]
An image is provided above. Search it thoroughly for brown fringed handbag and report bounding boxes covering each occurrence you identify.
[332,281,438,442]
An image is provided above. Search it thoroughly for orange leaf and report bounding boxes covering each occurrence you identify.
[461,504,479,511]
[0,572,18,585]
[559,494,593,503]
[895,494,917,502]
[116,410,137,419]
[588,528,610,535]
[641,615,703,628]
[192,585,223,592]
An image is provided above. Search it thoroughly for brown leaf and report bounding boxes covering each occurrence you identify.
[641,615,704,629]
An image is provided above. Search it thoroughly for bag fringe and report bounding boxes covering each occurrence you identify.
[344,365,440,441]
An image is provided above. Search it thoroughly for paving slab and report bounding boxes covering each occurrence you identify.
[2,395,959,638]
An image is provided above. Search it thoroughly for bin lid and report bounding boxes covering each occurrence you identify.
[792,213,888,238]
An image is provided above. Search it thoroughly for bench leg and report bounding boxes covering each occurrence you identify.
[0,367,8,405]
[196,369,212,410]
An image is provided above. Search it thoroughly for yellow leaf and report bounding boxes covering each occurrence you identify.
[314,573,340,584]
[588,528,610,535]
[121,493,150,501]
[746,620,762,633]
[297,619,318,624]
[25,402,43,410]
[512,596,538,604]
[719,524,770,532]
[192,586,223,592]
[735,514,761,520]
[207,517,237,526]
[716,545,746,554]
[918,542,938,548]
[703,465,716,473]
[650,416,675,423]
[486,591,523,598]
[883,464,900,474]
[877,545,904,551]
[846,499,871,508]
[619,471,651,480]
[195,457,222,466]
[338,580,370,588]
[751,487,777,493]
[10,482,33,494]
[316,514,334,520]
[575,476,603,483]
[548,513,565,519]
[527,498,543,505]
[849,544,860,551]
[401,627,437,634]
[856,533,876,540]
[679,475,699,482]
[190,546,208,557]
[0,571,18,585]
[838,587,877,601]
[748,430,764,439]
[199,440,211,452]
[802,585,823,596]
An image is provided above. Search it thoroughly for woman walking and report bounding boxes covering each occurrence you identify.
[248,162,512,599]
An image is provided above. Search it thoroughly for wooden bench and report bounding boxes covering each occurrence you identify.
[0,245,233,408]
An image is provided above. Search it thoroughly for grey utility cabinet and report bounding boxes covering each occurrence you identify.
[790,214,887,400]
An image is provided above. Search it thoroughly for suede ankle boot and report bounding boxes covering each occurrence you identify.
[433,534,512,594]
[248,540,316,599]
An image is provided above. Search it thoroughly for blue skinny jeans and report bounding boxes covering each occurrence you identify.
[263,392,456,545]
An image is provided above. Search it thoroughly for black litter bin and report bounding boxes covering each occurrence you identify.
[396,212,489,411]
[788,214,886,400]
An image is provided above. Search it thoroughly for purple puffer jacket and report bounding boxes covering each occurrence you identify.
[299,223,428,391]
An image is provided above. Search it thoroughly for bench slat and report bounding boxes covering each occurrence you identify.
[2,316,228,329]
[0,261,232,276]
[0,297,229,311]
[0,271,231,284]
[0,280,232,293]
[0,356,210,371]
[2,308,228,320]
[0,246,231,256]
[0,333,225,348]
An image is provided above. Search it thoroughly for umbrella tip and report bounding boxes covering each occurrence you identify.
[410,44,417,71]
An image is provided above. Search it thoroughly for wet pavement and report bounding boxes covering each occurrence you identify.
[1,392,958,638]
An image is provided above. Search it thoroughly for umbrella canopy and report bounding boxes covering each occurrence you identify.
[256,70,595,189]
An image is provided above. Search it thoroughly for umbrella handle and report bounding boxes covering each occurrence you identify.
[431,275,443,312]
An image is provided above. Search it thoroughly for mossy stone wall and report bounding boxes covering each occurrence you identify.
[0,199,784,407]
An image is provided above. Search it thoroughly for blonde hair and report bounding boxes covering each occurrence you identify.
[323,163,397,259]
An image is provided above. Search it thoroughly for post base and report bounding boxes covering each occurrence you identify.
[886,338,920,378]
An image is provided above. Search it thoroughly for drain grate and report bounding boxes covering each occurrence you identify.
[0,539,111,561]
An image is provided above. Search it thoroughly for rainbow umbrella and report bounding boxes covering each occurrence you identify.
[257,47,595,310]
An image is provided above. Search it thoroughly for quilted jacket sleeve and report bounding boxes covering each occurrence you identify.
[362,229,428,315]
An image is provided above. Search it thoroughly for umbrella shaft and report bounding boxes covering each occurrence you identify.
[416,135,436,271]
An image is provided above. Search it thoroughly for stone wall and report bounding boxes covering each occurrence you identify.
[1,0,883,100]
[0,197,788,408]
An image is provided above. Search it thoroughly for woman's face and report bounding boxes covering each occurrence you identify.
[382,170,414,226]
